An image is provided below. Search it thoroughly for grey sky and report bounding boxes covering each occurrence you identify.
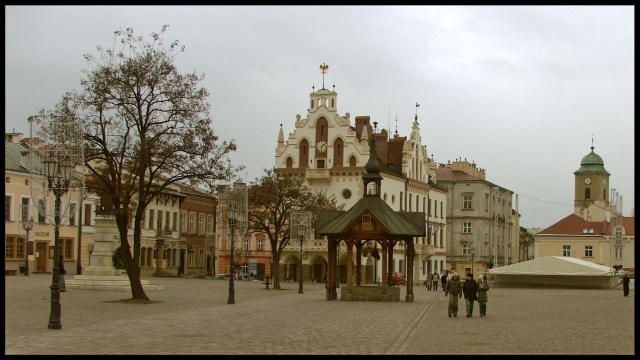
[5,5,635,229]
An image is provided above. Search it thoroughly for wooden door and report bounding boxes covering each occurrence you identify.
[35,241,48,272]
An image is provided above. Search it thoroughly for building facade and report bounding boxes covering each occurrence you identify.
[273,69,447,285]
[5,132,98,275]
[534,145,635,273]
[434,160,518,276]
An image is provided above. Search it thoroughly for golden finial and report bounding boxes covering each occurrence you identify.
[320,63,329,89]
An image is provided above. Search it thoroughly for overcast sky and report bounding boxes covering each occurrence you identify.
[5,6,634,229]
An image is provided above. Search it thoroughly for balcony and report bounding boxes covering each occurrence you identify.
[156,229,173,238]
[306,168,331,183]
[416,244,435,260]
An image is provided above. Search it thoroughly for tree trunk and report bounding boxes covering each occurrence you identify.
[272,251,282,290]
[119,217,149,301]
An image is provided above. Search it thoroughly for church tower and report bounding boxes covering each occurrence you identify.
[573,142,611,222]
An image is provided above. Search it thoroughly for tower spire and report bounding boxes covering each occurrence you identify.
[395,115,398,136]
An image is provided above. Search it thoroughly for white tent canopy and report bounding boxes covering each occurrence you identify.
[489,256,614,276]
[487,256,616,289]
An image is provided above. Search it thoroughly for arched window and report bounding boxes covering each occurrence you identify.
[286,157,293,168]
[349,156,356,167]
[333,138,344,167]
[141,247,146,266]
[299,139,309,168]
[147,248,153,266]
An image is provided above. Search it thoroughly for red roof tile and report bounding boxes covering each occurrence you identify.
[538,213,634,236]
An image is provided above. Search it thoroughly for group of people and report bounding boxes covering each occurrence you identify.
[444,272,489,318]
[425,270,450,291]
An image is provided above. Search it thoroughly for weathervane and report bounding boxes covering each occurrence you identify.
[320,63,329,89]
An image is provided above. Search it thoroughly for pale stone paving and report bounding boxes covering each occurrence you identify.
[4,275,634,354]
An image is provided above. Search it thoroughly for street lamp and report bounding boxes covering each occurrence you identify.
[207,233,216,277]
[22,217,35,276]
[298,222,306,294]
[471,246,476,278]
[227,203,237,304]
[43,152,74,330]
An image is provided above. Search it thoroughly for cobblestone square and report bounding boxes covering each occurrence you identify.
[4,274,634,355]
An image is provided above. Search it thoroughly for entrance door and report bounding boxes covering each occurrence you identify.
[179,249,185,275]
[256,263,265,278]
[35,241,48,272]
[313,263,323,282]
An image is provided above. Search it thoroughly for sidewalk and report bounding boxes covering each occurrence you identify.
[4,274,634,355]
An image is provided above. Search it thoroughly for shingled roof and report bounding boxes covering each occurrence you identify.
[316,197,426,236]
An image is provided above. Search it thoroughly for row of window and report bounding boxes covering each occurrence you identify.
[134,209,215,235]
[5,196,93,226]
[5,236,73,260]
[562,244,623,259]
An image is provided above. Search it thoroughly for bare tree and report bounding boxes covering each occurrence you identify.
[43,26,242,300]
[247,167,342,289]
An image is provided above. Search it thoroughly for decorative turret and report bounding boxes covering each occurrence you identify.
[362,137,382,198]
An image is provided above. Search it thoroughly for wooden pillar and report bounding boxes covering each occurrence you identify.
[387,239,394,287]
[326,237,336,300]
[346,238,354,299]
[381,240,388,290]
[355,240,362,286]
[406,238,414,302]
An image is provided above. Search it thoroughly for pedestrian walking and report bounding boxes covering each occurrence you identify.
[477,274,489,317]
[58,254,67,292]
[621,272,630,297]
[432,271,439,291]
[462,272,478,317]
[444,272,462,317]
[425,273,432,290]
[441,270,448,291]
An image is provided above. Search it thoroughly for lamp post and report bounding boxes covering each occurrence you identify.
[22,217,34,276]
[471,247,475,278]
[43,152,73,330]
[208,233,216,277]
[227,204,237,304]
[298,222,306,294]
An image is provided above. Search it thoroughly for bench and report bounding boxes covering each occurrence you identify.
[5,270,17,276]
[262,278,272,289]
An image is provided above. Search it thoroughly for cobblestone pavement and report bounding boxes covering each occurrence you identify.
[4,274,634,355]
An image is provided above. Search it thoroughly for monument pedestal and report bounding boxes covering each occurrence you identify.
[66,215,163,291]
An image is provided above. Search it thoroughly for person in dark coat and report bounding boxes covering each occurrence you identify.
[59,254,67,292]
[621,272,630,297]
[476,274,489,317]
[444,273,462,317]
[441,270,448,291]
[462,272,478,317]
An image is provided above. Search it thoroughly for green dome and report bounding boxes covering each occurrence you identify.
[575,146,610,175]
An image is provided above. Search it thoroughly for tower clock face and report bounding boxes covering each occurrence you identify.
[316,140,327,153]
[584,177,591,185]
